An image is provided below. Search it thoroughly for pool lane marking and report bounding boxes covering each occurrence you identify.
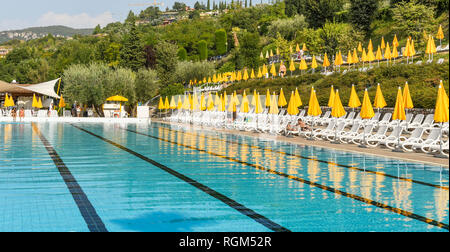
[70,124,290,232]
[152,123,448,191]
[123,126,449,231]
[31,123,108,232]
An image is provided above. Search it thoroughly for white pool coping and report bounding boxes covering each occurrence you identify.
[0,116,151,124]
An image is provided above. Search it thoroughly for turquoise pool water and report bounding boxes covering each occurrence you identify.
[0,122,448,232]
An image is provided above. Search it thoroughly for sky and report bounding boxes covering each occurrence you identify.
[0,0,204,31]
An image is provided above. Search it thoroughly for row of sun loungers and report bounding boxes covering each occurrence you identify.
[166,109,449,158]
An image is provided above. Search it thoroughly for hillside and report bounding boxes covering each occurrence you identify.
[0,25,94,43]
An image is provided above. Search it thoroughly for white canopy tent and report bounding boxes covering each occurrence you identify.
[17,79,60,99]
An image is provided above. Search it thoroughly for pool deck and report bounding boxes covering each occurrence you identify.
[154,119,449,168]
[0,116,151,124]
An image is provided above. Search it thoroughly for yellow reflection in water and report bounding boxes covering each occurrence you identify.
[434,187,449,224]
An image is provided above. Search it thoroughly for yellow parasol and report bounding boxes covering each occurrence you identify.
[328,85,335,108]
[294,88,302,108]
[402,82,414,109]
[177,96,183,110]
[278,88,288,107]
[200,93,207,111]
[164,96,170,110]
[107,95,128,102]
[311,56,318,69]
[331,90,346,119]
[265,89,271,107]
[269,92,279,115]
[58,95,66,108]
[240,91,250,113]
[373,83,387,109]
[323,53,330,68]
[158,97,165,110]
[352,48,359,64]
[348,84,361,108]
[287,91,299,115]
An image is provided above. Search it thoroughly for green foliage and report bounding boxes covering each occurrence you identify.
[302,0,345,28]
[224,62,449,109]
[155,40,178,85]
[319,22,364,55]
[392,0,436,47]
[119,25,145,72]
[159,83,186,98]
[198,40,208,60]
[349,0,380,32]
[215,29,228,55]
[235,32,260,69]
[267,15,308,41]
[135,68,160,103]
[173,61,216,84]
[177,47,188,61]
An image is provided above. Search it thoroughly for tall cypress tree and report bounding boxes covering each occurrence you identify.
[119,25,145,72]
[207,0,211,10]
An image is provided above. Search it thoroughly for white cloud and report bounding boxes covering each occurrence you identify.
[37,11,115,29]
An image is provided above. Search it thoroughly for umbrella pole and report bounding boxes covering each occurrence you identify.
[434,123,447,158]
[307,117,314,141]
[393,120,404,152]
[331,117,340,144]
[359,119,368,148]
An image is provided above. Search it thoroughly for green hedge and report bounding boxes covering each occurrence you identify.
[224,62,449,109]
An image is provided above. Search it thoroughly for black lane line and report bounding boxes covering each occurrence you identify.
[31,123,108,232]
[124,126,449,231]
[153,122,448,191]
[71,124,290,232]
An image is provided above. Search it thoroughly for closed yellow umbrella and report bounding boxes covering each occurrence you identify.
[302,43,308,52]
[262,64,268,76]
[236,71,242,81]
[289,59,296,74]
[191,93,199,111]
[9,94,15,107]
[169,96,177,109]
[328,85,335,108]
[227,95,237,112]
[306,87,322,140]
[392,45,399,63]
[214,92,221,106]
[219,94,226,112]
[270,63,277,77]
[367,48,375,63]
[158,97,165,110]
[361,48,368,67]
[352,48,359,64]
[357,42,363,52]
[32,94,39,108]
[338,50,343,65]
[393,34,399,48]
[299,58,308,72]
[276,47,280,55]
[384,42,392,65]
[213,74,217,83]
[255,93,263,114]
[233,91,240,106]
[37,97,43,109]
[381,37,386,50]
[265,51,270,59]
[250,69,256,79]
[287,91,299,115]
[437,25,444,46]
[177,96,183,109]
[311,56,318,70]
[4,94,10,107]
[257,67,263,78]
[182,95,190,110]
[251,89,257,107]
[359,89,375,147]
[278,88,287,107]
[269,92,279,115]
[368,39,373,52]
[347,50,353,65]
[207,93,215,111]
[223,91,228,106]
[332,90,346,119]
[373,83,387,110]
[405,38,411,58]
[243,69,249,81]
[240,91,250,113]
[164,96,170,110]
[200,93,207,111]
[348,84,361,108]
[433,82,449,157]
[58,95,66,108]
[296,43,300,52]
[323,53,330,69]
[375,45,383,65]
[270,49,274,58]
[294,88,302,108]
[260,51,264,59]
[403,82,414,109]
[265,89,271,107]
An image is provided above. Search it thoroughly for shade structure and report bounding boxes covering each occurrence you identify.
[251,89,257,106]
[270,64,277,77]
[392,87,406,121]
[299,58,308,71]
[392,45,399,58]
[164,96,170,110]
[381,37,386,50]
[265,51,269,59]
[294,88,302,107]
[177,96,183,109]
[434,82,449,123]
[257,67,263,78]
[254,93,263,114]
[307,87,322,117]
[360,89,375,119]
[200,93,207,111]
[337,50,343,65]
[328,85,335,108]
[289,59,296,72]
[352,48,359,64]
[302,43,307,51]
[170,96,177,109]
[262,64,268,76]
[240,91,250,113]
[250,69,256,79]
[265,89,271,107]
[58,95,66,108]
[311,56,318,69]
[348,85,361,108]
[227,95,237,112]
[402,82,414,109]
[207,93,215,111]
[405,39,411,57]
[331,90,346,119]
[357,42,363,52]
[37,97,43,109]
[233,91,240,106]
[236,71,242,81]
[243,69,249,81]
[373,83,387,109]
[269,92,279,115]
[323,53,330,67]
[9,94,15,107]
[393,34,399,48]
[287,91,299,115]
[384,43,392,62]
[278,88,288,107]
[17,78,61,99]
[367,49,375,62]
[3,94,10,107]
[158,97,165,110]
[107,95,128,102]
[32,94,39,108]
[223,91,228,107]
[368,39,373,52]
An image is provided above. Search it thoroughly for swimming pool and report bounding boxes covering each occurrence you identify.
[0,121,448,232]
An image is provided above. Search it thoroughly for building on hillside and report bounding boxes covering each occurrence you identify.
[0,46,12,58]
